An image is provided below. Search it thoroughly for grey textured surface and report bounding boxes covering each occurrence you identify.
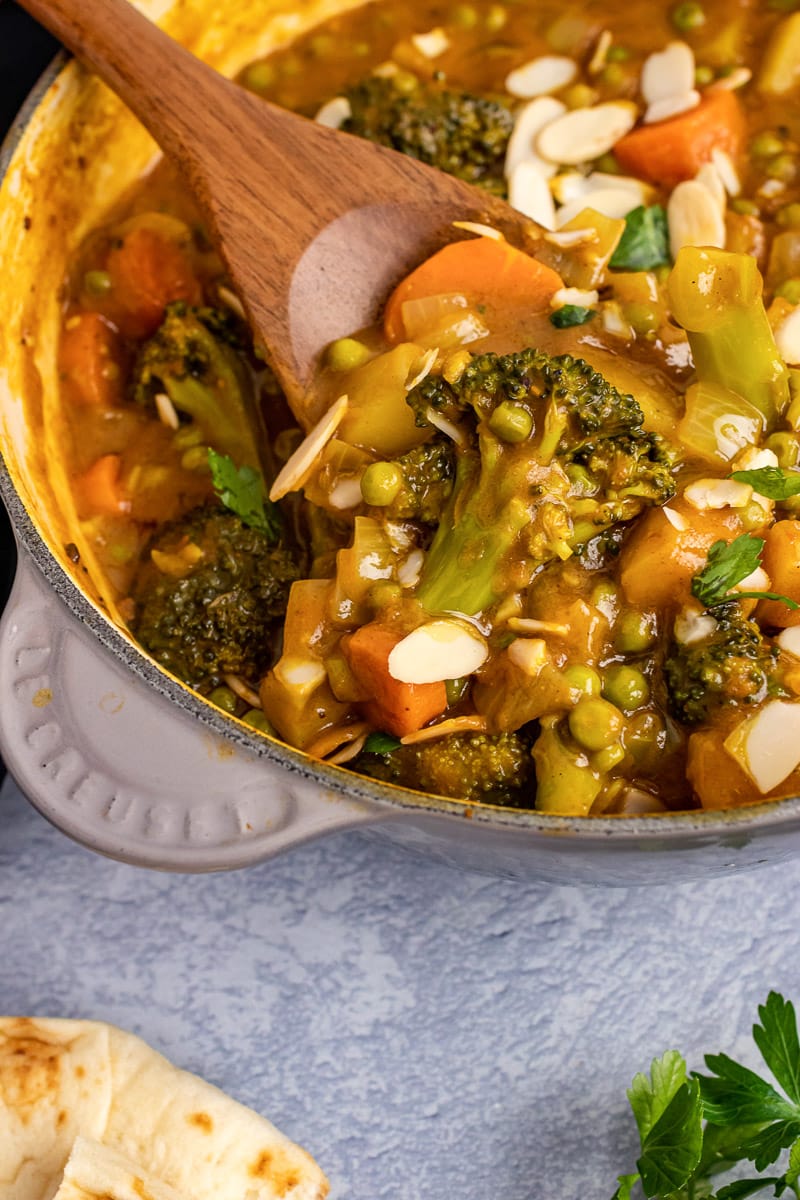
[2,772,800,1200]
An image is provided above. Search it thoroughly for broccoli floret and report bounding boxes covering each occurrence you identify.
[407,348,678,616]
[132,505,300,692]
[343,74,513,192]
[354,730,535,805]
[133,301,263,470]
[664,604,785,726]
[366,440,455,524]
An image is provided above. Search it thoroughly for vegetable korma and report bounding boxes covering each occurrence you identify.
[57,0,800,815]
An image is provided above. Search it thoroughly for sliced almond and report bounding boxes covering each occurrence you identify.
[733,446,779,472]
[775,307,800,366]
[536,102,638,166]
[400,714,488,745]
[269,394,348,501]
[601,301,634,340]
[644,90,700,124]
[724,700,800,794]
[411,27,450,58]
[733,566,771,594]
[667,179,726,258]
[505,97,567,180]
[452,220,504,240]
[507,637,548,675]
[778,627,800,657]
[588,30,613,76]
[683,478,752,510]
[555,186,641,227]
[543,227,599,248]
[662,505,688,532]
[224,673,261,709]
[405,347,439,391]
[397,548,425,588]
[674,604,717,645]
[641,41,695,105]
[314,96,352,128]
[710,148,741,196]
[388,620,488,684]
[155,392,180,430]
[425,407,466,445]
[694,162,726,212]
[509,161,557,228]
[550,286,599,308]
[587,171,651,198]
[507,617,570,636]
[711,66,752,91]
[549,172,590,205]
[505,55,577,99]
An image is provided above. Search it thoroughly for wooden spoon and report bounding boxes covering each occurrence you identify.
[17,0,540,408]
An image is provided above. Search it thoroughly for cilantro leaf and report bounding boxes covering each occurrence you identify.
[208,449,282,541]
[629,1051,689,1142]
[730,467,800,501]
[363,731,402,755]
[697,1053,797,1125]
[609,205,670,271]
[754,993,800,1105]
[550,304,596,328]
[691,536,799,610]
[637,1078,704,1197]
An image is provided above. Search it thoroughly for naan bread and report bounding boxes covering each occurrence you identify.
[52,1138,183,1200]
[0,1018,328,1200]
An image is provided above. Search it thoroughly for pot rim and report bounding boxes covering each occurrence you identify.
[4,53,800,848]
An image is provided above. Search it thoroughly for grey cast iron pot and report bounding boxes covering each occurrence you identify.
[3,0,800,881]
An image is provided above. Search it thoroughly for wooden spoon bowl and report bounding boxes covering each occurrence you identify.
[17,0,540,406]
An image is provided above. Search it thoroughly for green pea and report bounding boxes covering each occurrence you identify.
[594,152,620,175]
[451,2,479,27]
[83,269,112,296]
[592,579,618,620]
[601,63,626,88]
[568,697,624,752]
[624,301,659,336]
[563,82,597,110]
[591,743,626,773]
[361,461,403,506]
[310,33,337,57]
[173,425,203,450]
[606,45,631,62]
[368,580,403,610]
[694,65,714,86]
[751,130,786,158]
[670,0,706,31]
[242,709,277,736]
[181,445,211,473]
[485,3,508,31]
[777,203,800,229]
[766,153,798,183]
[730,197,760,216]
[563,664,602,697]
[602,664,650,711]
[777,279,800,304]
[488,401,533,443]
[208,686,238,715]
[739,500,772,531]
[326,337,371,372]
[624,710,665,765]
[766,431,800,468]
[615,610,656,654]
[243,61,276,92]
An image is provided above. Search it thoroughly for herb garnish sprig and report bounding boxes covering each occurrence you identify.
[613,992,800,1200]
[208,448,282,541]
[691,535,799,611]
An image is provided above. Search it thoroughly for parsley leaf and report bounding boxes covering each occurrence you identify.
[738,1118,800,1170]
[208,449,282,541]
[629,1050,689,1142]
[637,1078,704,1197]
[785,1137,800,1187]
[697,1052,797,1125]
[731,467,800,500]
[754,993,800,1105]
[363,731,402,755]
[715,1178,785,1199]
[609,205,670,271]
[691,535,799,610]
[610,1173,639,1200]
[549,304,596,328]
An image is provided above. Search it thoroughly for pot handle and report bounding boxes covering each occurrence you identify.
[0,550,382,870]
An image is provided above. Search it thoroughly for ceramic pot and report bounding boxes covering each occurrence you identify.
[3,0,800,881]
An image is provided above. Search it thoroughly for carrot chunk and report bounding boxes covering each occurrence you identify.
[383,236,563,343]
[59,311,122,408]
[343,623,447,737]
[614,89,746,188]
[757,520,800,628]
[74,454,130,518]
[104,224,202,338]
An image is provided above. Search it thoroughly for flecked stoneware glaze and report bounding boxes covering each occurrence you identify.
[4,0,800,880]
